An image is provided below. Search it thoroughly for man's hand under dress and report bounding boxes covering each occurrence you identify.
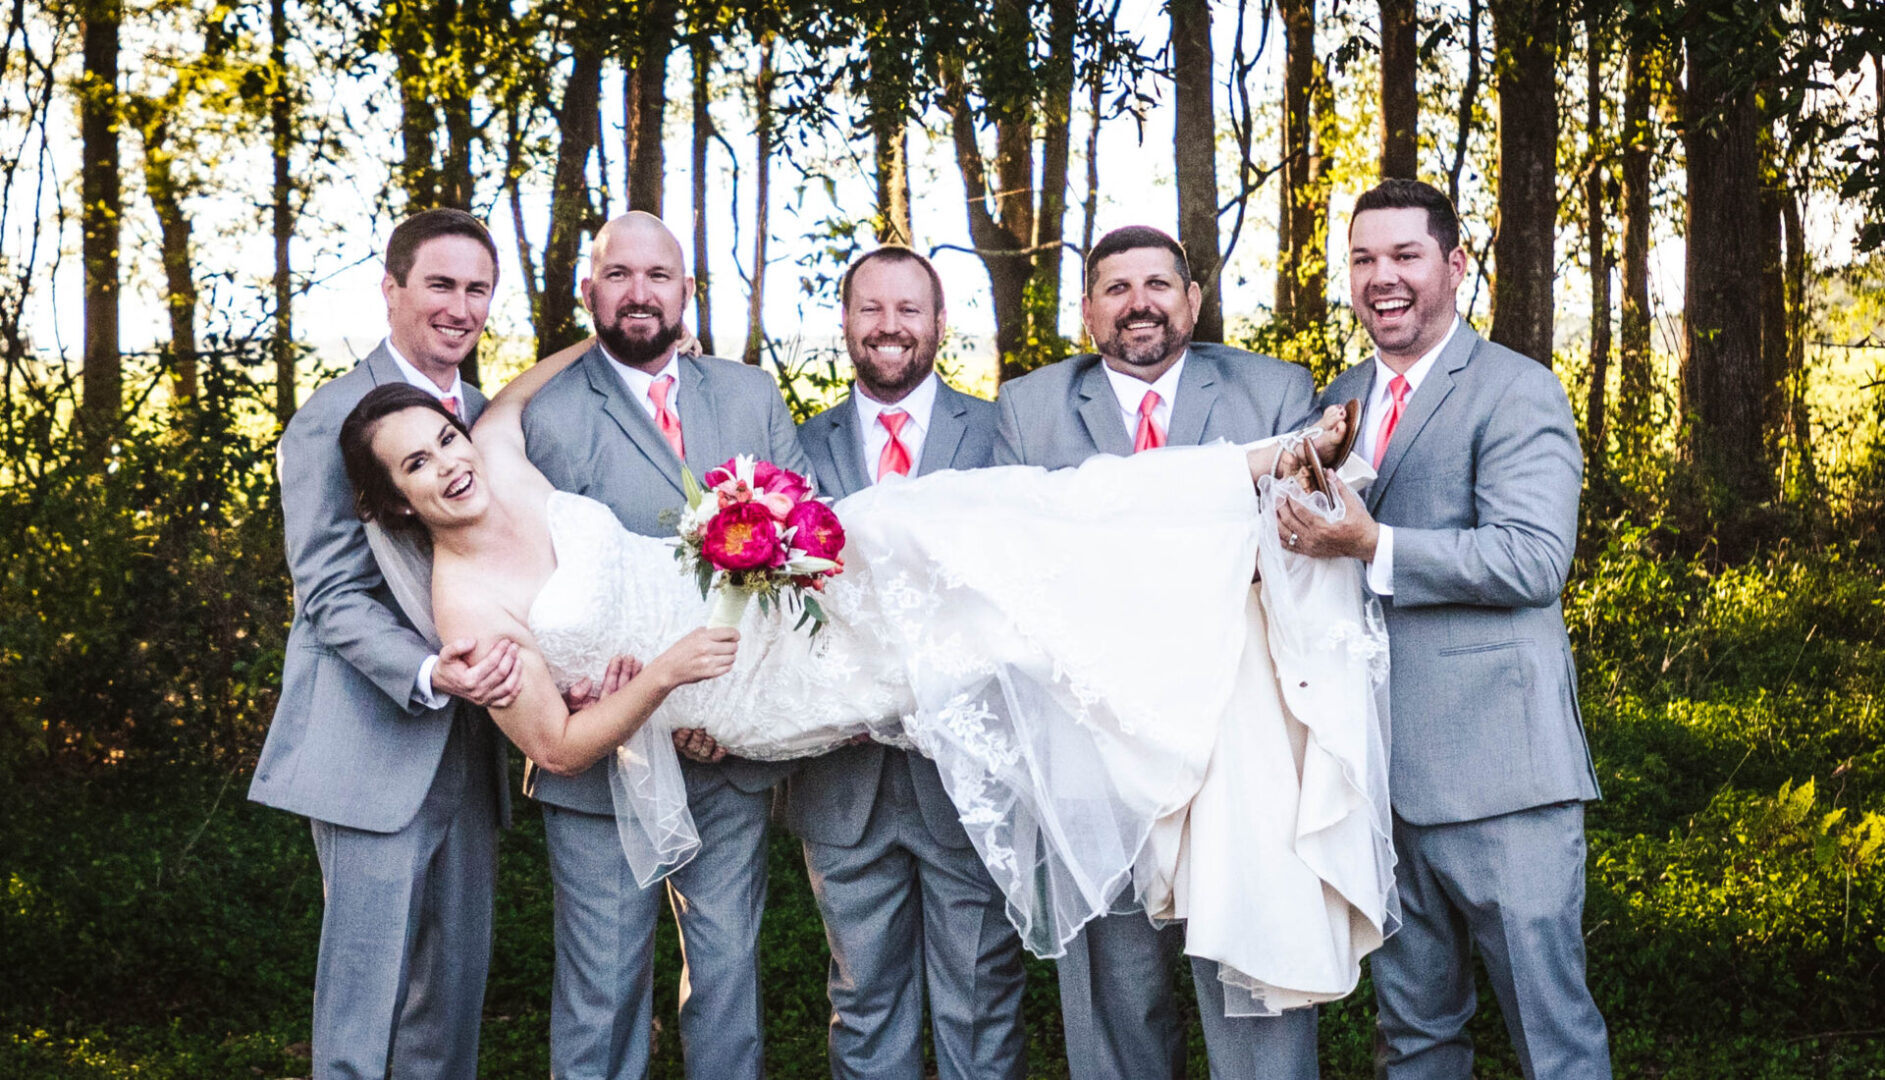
[435,638,523,708]
[562,655,644,711]
[1276,475,1381,562]
[673,729,729,764]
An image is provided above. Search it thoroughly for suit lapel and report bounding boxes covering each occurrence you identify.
[1075,361,1135,456]
[584,347,689,499]
[363,344,403,389]
[828,396,872,495]
[461,381,488,426]
[918,385,971,476]
[1167,351,1219,447]
[1369,321,1476,511]
[677,357,726,480]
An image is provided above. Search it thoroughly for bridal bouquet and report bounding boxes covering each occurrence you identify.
[675,456,845,631]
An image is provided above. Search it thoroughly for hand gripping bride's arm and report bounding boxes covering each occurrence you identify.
[438,591,740,776]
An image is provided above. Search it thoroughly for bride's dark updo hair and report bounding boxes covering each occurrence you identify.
[339,383,468,532]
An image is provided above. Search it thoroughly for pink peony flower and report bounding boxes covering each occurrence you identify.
[785,500,846,562]
[752,461,812,502]
[757,490,796,521]
[702,502,784,570]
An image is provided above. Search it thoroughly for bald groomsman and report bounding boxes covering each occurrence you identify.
[783,246,1028,1080]
[994,225,1321,1080]
[519,212,811,1080]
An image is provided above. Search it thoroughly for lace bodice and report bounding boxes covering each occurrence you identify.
[528,491,913,760]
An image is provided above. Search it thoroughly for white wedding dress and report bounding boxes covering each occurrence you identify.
[524,440,1398,1016]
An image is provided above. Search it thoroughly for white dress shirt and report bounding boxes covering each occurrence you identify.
[1102,350,1188,444]
[1361,316,1458,596]
[380,338,466,709]
[605,346,682,422]
[855,371,940,484]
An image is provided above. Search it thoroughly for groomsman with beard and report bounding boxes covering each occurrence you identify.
[993,225,1321,1080]
[785,247,1028,1080]
[518,211,811,1080]
[250,208,522,1079]
[1281,178,1609,1078]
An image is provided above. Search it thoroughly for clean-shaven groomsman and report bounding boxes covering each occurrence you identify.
[785,247,1028,1080]
[993,225,1320,1080]
[1281,178,1610,1078]
[519,211,811,1080]
[250,208,522,1080]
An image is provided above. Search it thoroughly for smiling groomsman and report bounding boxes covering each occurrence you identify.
[251,208,521,1080]
[784,246,1028,1080]
[993,225,1320,1080]
[1280,178,1609,1078]
[519,211,811,1080]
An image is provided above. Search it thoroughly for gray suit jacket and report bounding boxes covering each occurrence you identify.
[251,345,510,833]
[1321,321,1601,825]
[992,342,1316,468]
[780,381,998,847]
[520,345,814,814]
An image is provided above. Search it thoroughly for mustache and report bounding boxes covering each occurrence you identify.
[612,302,666,323]
[863,332,919,350]
[1114,308,1169,331]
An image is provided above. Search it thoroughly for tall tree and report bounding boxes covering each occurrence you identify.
[625,0,680,214]
[271,0,295,421]
[1489,0,1558,365]
[135,112,198,403]
[743,36,775,366]
[691,26,715,355]
[1379,0,1419,178]
[539,32,606,355]
[79,0,122,449]
[1171,0,1223,342]
[1584,5,1611,468]
[1276,0,1327,352]
[866,33,915,245]
[1680,19,1773,506]
[1617,38,1654,449]
[1447,0,1483,207]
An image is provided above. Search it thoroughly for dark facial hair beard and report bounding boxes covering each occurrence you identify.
[598,314,684,369]
[1101,309,1182,369]
[850,331,938,402]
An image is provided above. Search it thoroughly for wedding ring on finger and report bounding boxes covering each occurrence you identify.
[1289,532,1300,547]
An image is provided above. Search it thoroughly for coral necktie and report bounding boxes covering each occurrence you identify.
[878,409,912,480]
[1372,374,1410,468]
[1133,390,1166,453]
[441,394,459,419]
[648,375,684,460]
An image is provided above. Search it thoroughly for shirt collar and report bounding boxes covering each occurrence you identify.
[1103,349,1189,416]
[382,337,464,401]
[854,370,940,435]
[606,345,681,401]
[1372,316,1458,403]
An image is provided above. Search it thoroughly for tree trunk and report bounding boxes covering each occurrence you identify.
[1277,0,1326,345]
[1171,0,1222,342]
[1379,0,1419,179]
[624,0,678,215]
[141,118,198,402]
[1583,7,1609,471]
[80,0,121,450]
[1033,0,1075,358]
[742,38,774,367]
[1489,0,1557,365]
[540,37,604,355]
[271,0,295,421]
[435,0,474,212]
[1680,52,1771,506]
[1617,42,1653,448]
[393,2,438,209]
[690,30,714,355]
[1781,191,1815,492]
[867,42,914,246]
[1080,71,1103,351]
[1448,0,1482,208]
[506,108,542,333]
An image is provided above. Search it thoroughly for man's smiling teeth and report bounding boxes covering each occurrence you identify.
[435,325,470,339]
[872,344,907,355]
[1373,299,1412,315]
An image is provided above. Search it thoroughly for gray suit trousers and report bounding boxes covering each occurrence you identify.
[1058,913,1318,1080]
[1372,802,1611,1080]
[309,709,498,1080]
[803,751,1027,1080]
[543,761,771,1080]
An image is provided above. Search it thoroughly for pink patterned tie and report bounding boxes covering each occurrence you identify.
[648,375,684,459]
[1372,375,1410,468]
[1133,391,1166,453]
[878,409,913,479]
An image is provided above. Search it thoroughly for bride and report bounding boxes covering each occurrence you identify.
[339,345,1397,1017]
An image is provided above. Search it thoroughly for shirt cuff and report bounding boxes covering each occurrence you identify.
[1366,524,1395,596]
[415,655,451,710]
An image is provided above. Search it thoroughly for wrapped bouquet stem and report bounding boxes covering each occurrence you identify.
[674,455,846,634]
